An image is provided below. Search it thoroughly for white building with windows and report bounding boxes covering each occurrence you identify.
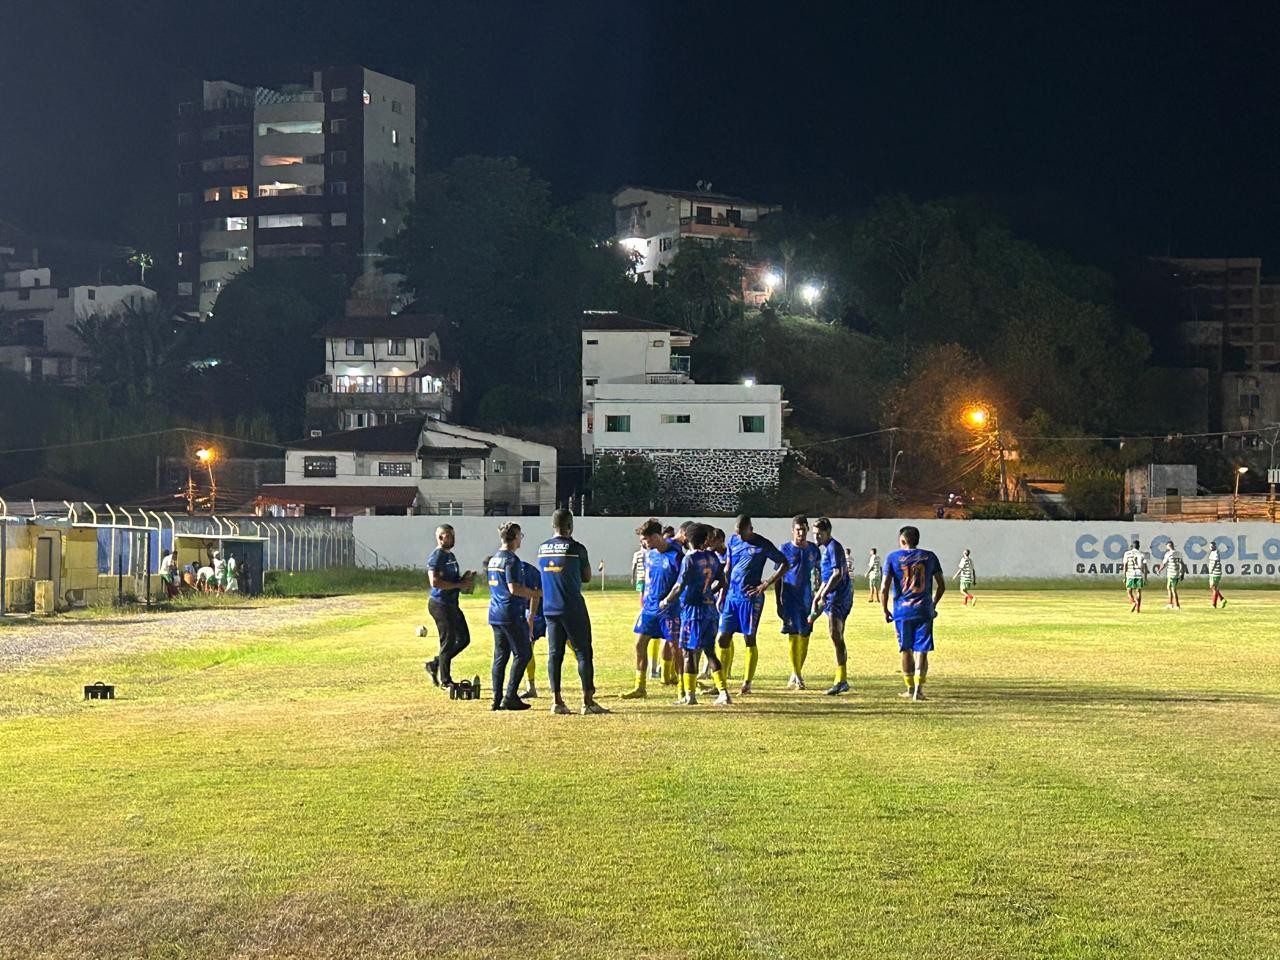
[0,265,154,385]
[581,311,787,511]
[258,417,556,517]
[613,185,781,286]
[305,299,460,434]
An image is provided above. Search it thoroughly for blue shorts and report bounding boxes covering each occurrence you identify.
[719,594,764,636]
[896,618,934,653]
[531,619,546,642]
[680,610,719,652]
[825,594,853,621]
[778,591,814,636]
[634,609,678,641]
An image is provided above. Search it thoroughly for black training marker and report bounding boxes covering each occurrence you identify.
[84,682,115,700]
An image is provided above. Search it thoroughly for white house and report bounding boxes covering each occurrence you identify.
[258,417,557,517]
[613,185,781,285]
[581,311,787,511]
[305,299,461,434]
[0,266,155,385]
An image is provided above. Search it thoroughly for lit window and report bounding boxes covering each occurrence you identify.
[492,460,507,474]
[391,128,399,145]
[330,87,347,102]
[331,212,347,226]
[740,415,765,433]
[256,120,323,136]
[257,214,323,229]
[379,461,413,477]
[522,461,541,483]
[661,414,691,424]
[605,416,631,433]
[346,339,365,356]
[304,456,337,477]
[389,338,406,355]
[224,217,249,231]
[202,187,222,202]
[260,155,306,166]
[231,185,249,200]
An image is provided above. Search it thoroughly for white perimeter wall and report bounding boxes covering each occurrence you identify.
[352,516,1280,583]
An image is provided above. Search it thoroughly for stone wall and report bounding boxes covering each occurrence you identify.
[597,448,786,512]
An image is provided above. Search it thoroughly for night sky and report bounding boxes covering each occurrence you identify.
[3,0,1280,265]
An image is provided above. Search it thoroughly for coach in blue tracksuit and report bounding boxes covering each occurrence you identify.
[537,509,609,717]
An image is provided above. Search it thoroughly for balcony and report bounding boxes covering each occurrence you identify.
[679,216,752,240]
[313,374,451,395]
[306,374,455,417]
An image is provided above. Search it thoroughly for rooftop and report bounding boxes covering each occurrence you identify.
[582,311,693,338]
[613,185,778,207]
[315,311,448,341]
[287,418,424,452]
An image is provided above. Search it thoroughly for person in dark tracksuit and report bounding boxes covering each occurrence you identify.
[425,524,475,690]
[486,522,541,711]
[537,509,610,716]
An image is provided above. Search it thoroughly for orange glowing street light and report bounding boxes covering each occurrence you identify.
[963,405,990,429]
[961,404,1008,501]
[195,446,218,514]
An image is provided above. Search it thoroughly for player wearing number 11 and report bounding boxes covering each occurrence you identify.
[882,525,946,701]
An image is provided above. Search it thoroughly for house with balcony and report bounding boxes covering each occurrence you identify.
[581,311,787,511]
[257,417,557,517]
[305,299,460,434]
[613,185,781,288]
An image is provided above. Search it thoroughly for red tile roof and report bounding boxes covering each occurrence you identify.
[256,485,419,508]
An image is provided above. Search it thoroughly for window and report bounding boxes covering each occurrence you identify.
[328,150,347,166]
[203,187,221,202]
[661,414,691,424]
[303,456,337,478]
[329,118,348,134]
[740,415,765,433]
[200,155,250,171]
[328,181,348,196]
[86,289,96,301]
[391,128,399,145]
[331,212,347,226]
[257,120,323,136]
[349,413,368,429]
[522,460,541,483]
[584,377,598,386]
[659,236,676,252]
[492,459,507,474]
[439,501,464,516]
[260,154,322,166]
[257,181,322,197]
[258,243,323,259]
[447,458,463,480]
[652,339,665,347]
[177,281,193,296]
[345,339,365,356]
[258,213,324,229]
[585,338,599,345]
[202,124,249,141]
[605,416,631,433]
[177,100,197,115]
[178,192,194,207]
[198,279,223,294]
[231,185,249,200]
[201,246,250,262]
[379,461,413,477]
[391,100,403,114]
[330,87,347,101]
[389,338,406,355]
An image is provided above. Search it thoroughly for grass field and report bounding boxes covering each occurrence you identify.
[2,585,1278,959]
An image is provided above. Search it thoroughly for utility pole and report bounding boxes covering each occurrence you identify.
[1264,422,1280,523]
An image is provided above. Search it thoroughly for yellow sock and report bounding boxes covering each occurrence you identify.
[836,662,847,684]
[712,667,727,692]
[721,641,734,678]
[799,633,811,670]
[663,657,675,684]
[916,674,926,688]
[648,636,660,665]
[903,674,914,690]
[684,673,698,697]
[635,669,646,690]
[787,634,801,676]
[745,645,759,682]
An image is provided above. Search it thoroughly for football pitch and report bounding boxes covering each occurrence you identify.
[1,586,1278,959]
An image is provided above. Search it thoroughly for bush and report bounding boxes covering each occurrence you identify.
[966,502,1046,520]
[1064,475,1123,519]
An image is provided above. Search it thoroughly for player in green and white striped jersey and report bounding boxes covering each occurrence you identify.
[954,549,977,605]
[1121,540,1148,613]
[1154,540,1184,610]
[866,548,884,604]
[1207,542,1226,608]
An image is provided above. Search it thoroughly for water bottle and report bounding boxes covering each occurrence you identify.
[472,675,482,701]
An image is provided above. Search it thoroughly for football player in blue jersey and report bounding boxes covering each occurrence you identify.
[623,518,683,699]
[777,515,821,690]
[716,515,788,695]
[518,558,545,699]
[663,523,731,706]
[537,509,609,716]
[486,523,542,711]
[882,525,946,701]
[424,524,476,691]
[812,517,854,696]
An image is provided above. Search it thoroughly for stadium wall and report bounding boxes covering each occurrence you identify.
[352,517,1280,583]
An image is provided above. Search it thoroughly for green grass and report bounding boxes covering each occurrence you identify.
[1,587,1278,959]
[262,565,426,596]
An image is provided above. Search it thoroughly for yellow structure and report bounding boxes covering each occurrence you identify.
[1,519,161,613]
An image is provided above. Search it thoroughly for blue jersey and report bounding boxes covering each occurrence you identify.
[780,541,820,599]
[884,548,942,621]
[726,533,786,600]
[537,535,590,616]
[486,549,523,625]
[820,538,853,605]
[427,548,462,605]
[642,541,683,616]
[673,549,723,610]
[521,560,545,632]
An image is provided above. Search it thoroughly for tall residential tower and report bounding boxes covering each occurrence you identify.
[174,66,416,318]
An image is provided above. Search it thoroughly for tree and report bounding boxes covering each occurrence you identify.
[73,298,193,404]
[589,454,660,515]
[650,240,742,335]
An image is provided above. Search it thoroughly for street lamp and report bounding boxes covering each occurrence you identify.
[196,447,218,514]
[888,449,905,495]
[762,270,782,296]
[962,404,1007,502]
[800,282,821,315]
[1233,465,1249,522]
